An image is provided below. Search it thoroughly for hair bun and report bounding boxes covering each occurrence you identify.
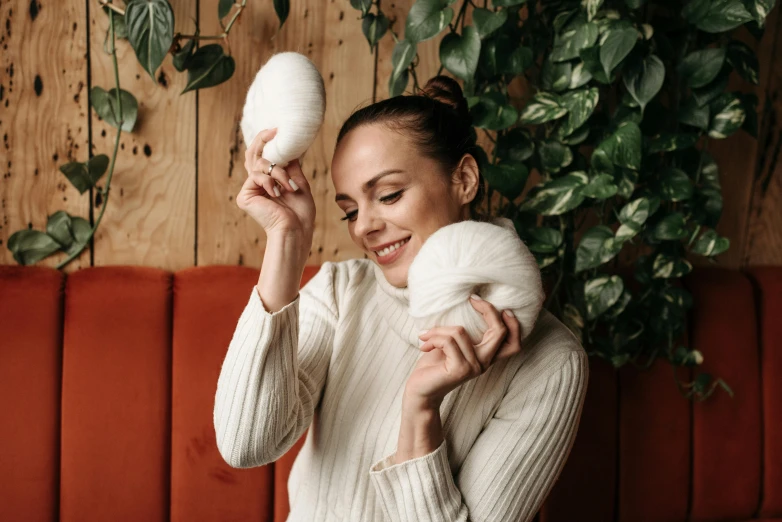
[422,75,470,123]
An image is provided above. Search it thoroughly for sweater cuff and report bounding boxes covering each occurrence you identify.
[250,285,300,317]
[369,439,467,521]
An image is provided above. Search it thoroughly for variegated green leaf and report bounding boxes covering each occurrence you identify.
[691,229,730,256]
[647,133,699,154]
[568,61,594,89]
[616,197,650,241]
[557,87,600,137]
[473,8,507,39]
[658,168,693,201]
[520,171,589,215]
[440,26,481,81]
[551,15,599,62]
[482,162,528,200]
[622,54,664,111]
[652,252,693,278]
[708,93,746,138]
[727,40,760,85]
[519,92,569,124]
[679,98,711,129]
[542,57,574,91]
[582,173,617,199]
[585,275,624,319]
[614,167,638,198]
[684,0,753,32]
[600,24,638,78]
[538,140,574,173]
[745,0,777,26]
[582,0,604,21]
[678,47,726,89]
[405,0,453,43]
[576,225,623,272]
[526,227,563,253]
[594,121,642,170]
[652,212,689,240]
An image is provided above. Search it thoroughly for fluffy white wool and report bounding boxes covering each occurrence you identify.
[240,52,326,167]
[407,219,545,345]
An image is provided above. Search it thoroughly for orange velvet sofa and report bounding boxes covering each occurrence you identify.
[1,264,780,522]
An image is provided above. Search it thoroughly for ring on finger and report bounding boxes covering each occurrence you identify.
[267,162,276,175]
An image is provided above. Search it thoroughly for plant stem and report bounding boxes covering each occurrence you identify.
[57,2,123,269]
[98,0,123,15]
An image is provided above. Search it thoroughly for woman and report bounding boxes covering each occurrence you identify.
[213,76,589,522]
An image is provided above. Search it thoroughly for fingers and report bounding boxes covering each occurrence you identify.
[245,128,278,164]
[419,326,484,376]
[493,311,523,362]
[285,158,311,193]
[469,296,508,349]
[245,158,304,198]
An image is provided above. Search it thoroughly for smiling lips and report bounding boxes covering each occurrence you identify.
[373,237,411,264]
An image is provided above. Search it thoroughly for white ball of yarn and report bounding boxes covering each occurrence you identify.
[407,218,545,346]
[240,52,326,167]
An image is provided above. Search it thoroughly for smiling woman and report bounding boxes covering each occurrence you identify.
[215,75,589,522]
[330,76,490,288]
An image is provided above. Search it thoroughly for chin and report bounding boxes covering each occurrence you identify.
[382,264,409,288]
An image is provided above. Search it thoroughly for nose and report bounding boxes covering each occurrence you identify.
[353,205,382,244]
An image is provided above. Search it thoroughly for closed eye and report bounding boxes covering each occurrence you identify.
[341,190,405,222]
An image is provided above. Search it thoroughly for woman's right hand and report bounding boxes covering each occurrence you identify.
[236,128,316,238]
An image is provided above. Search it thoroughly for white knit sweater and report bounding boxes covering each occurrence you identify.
[213,245,589,521]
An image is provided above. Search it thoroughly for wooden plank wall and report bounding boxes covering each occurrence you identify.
[1,0,780,272]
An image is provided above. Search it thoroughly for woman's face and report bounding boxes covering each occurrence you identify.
[331,123,479,288]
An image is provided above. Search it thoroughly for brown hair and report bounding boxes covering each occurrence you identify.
[335,75,488,221]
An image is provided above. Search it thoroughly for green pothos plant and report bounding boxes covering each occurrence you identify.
[7,0,289,269]
[353,0,779,401]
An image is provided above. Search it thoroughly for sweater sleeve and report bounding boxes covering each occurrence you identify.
[213,262,339,469]
[368,349,589,522]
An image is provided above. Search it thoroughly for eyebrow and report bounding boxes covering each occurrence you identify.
[334,169,405,202]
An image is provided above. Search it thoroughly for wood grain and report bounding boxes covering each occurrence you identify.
[197,0,375,267]
[88,0,196,269]
[1,1,780,271]
[742,8,782,266]
[0,0,90,271]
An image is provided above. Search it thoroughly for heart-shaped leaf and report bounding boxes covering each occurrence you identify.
[273,0,289,28]
[482,162,528,200]
[405,0,453,43]
[576,226,623,272]
[622,54,664,111]
[362,12,390,52]
[6,229,63,265]
[90,87,138,132]
[519,92,568,124]
[218,0,234,19]
[691,229,730,256]
[440,26,481,81]
[125,0,175,81]
[600,24,638,78]
[678,47,726,89]
[389,39,416,97]
[59,154,110,194]
[520,171,589,215]
[351,0,372,16]
[585,275,624,319]
[473,8,507,39]
[182,44,236,94]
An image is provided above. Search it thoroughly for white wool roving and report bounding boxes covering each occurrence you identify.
[407,218,545,346]
[240,52,326,167]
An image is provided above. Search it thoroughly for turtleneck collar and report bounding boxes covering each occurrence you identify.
[371,217,516,349]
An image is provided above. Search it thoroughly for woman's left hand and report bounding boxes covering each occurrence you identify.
[405,296,523,408]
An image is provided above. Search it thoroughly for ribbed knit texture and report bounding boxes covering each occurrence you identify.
[213,245,589,521]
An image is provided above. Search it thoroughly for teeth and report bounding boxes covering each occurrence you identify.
[376,238,409,257]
